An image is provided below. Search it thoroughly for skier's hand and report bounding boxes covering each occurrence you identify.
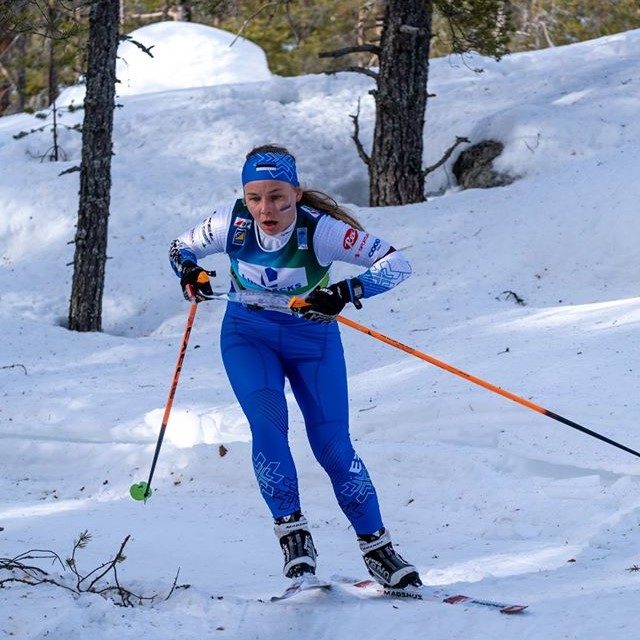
[180,261,214,303]
[300,279,363,323]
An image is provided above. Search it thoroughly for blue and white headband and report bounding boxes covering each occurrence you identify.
[241,151,299,187]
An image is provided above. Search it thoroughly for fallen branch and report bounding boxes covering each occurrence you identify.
[0,531,184,607]
[1,363,28,375]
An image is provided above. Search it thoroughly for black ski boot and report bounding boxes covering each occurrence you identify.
[358,528,421,588]
[274,511,317,579]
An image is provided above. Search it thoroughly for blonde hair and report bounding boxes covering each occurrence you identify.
[245,144,364,231]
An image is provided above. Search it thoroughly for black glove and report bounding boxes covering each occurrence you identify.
[180,261,214,303]
[301,278,364,323]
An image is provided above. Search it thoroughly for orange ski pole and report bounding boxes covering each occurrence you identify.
[130,302,198,501]
[289,298,640,460]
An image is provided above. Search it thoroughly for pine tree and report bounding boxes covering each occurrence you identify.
[0,1,87,115]
[509,0,640,51]
[320,0,512,205]
[68,0,120,332]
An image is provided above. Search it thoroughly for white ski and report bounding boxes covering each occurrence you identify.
[331,575,527,614]
[270,576,332,602]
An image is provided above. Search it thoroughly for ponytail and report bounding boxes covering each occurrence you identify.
[300,190,364,231]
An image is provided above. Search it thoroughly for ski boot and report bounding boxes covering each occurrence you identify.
[274,511,317,578]
[358,527,421,588]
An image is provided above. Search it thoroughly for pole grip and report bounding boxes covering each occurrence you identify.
[289,296,311,311]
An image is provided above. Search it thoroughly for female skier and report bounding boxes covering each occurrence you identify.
[169,144,420,588]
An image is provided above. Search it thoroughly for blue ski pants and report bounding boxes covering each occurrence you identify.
[220,302,383,535]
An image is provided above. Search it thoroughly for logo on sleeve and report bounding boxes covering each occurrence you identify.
[368,238,381,258]
[355,233,370,258]
[343,228,359,250]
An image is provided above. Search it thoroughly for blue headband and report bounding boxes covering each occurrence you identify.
[241,151,299,187]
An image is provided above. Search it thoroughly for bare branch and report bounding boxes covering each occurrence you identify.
[1,549,70,593]
[283,1,301,47]
[0,34,21,60]
[1,363,28,375]
[340,66,378,80]
[12,549,65,567]
[86,535,131,592]
[349,98,370,167]
[0,533,179,607]
[500,290,526,306]
[164,568,182,601]
[119,35,154,58]
[6,549,63,573]
[59,165,81,176]
[68,531,93,583]
[230,1,280,47]
[538,20,555,48]
[32,0,50,25]
[423,136,469,178]
[126,11,165,20]
[318,44,381,59]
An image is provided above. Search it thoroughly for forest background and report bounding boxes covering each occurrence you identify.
[1,0,640,117]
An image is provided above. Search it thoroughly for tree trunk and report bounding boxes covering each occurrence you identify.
[68,0,119,332]
[46,0,58,106]
[16,33,26,112]
[369,0,432,206]
[0,32,14,115]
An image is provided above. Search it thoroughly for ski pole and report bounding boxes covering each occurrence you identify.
[130,302,199,501]
[287,298,640,460]
[338,315,640,459]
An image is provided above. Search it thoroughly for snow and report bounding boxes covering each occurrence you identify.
[2,20,640,639]
[56,21,272,106]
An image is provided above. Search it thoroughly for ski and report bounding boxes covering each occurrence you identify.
[270,576,332,602]
[331,575,527,614]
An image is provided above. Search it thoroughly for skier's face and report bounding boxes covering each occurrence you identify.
[244,180,301,235]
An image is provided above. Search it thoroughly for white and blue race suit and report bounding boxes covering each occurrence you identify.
[170,199,411,534]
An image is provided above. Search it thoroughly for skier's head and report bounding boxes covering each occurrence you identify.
[242,144,302,236]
